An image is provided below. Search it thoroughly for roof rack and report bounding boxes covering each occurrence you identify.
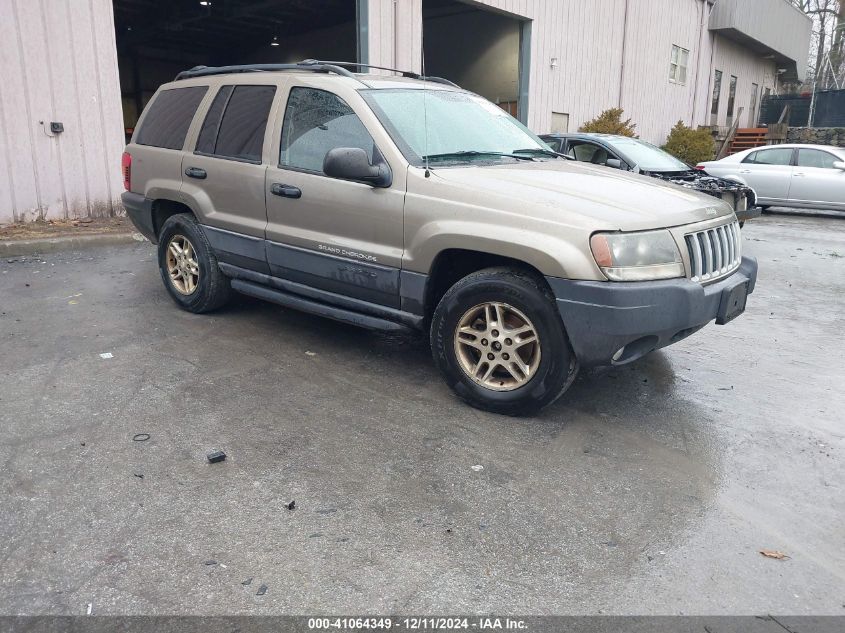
[174,59,459,87]
[174,61,358,81]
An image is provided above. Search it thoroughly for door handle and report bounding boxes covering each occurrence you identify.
[184,167,207,179]
[739,169,751,174]
[794,172,805,177]
[270,183,302,199]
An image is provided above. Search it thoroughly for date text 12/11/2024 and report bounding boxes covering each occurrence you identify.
[307,617,528,630]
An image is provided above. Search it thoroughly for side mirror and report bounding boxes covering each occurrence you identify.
[833,161,845,171]
[606,158,624,169]
[323,147,391,187]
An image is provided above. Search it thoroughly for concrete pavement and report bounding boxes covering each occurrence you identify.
[0,213,843,615]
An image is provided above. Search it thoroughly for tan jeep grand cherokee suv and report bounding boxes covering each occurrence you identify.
[122,60,757,415]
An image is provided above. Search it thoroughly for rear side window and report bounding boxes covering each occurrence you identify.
[135,86,208,150]
[742,148,793,166]
[196,86,233,154]
[196,85,276,162]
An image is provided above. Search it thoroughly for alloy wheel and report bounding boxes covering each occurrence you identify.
[165,234,200,295]
[454,302,541,391]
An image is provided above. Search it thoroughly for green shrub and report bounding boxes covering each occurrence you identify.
[661,121,715,166]
[578,108,637,137]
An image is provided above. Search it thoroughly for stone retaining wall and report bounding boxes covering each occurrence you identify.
[786,128,845,146]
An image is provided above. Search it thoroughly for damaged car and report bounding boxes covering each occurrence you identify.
[540,133,761,225]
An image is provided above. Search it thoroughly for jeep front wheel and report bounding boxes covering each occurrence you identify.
[431,267,576,415]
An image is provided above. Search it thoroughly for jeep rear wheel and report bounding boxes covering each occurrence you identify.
[157,213,231,313]
[431,267,577,415]
[165,234,200,295]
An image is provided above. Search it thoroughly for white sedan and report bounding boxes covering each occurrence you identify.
[696,144,845,212]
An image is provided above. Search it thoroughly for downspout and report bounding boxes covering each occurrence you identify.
[617,0,629,107]
[356,0,369,65]
[393,0,398,69]
[707,9,716,123]
[690,0,713,125]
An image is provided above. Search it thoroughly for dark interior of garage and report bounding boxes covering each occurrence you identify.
[113,0,358,136]
[423,0,521,117]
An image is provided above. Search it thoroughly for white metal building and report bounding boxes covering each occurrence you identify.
[0,0,811,224]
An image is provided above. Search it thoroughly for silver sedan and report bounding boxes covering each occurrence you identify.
[696,144,845,212]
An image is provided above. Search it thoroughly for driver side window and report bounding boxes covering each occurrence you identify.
[568,141,614,166]
[280,87,376,173]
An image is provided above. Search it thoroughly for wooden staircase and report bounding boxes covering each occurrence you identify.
[727,128,768,155]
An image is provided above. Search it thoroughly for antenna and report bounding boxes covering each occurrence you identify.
[421,24,430,178]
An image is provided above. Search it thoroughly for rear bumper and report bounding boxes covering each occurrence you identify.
[547,257,758,367]
[121,192,156,243]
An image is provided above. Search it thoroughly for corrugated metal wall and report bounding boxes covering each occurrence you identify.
[370,0,786,144]
[709,34,779,127]
[0,0,124,224]
[710,0,812,81]
[0,0,799,225]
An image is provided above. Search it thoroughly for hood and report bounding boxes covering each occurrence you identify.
[430,159,734,231]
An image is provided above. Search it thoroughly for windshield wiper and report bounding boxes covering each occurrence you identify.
[512,148,561,159]
[421,150,535,162]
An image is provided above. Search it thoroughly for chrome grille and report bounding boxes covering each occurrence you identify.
[684,220,741,283]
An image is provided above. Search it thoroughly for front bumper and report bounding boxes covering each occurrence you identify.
[547,256,758,367]
[121,192,156,243]
[735,206,762,223]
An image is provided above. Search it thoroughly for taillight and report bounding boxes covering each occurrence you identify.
[694,164,705,171]
[121,152,132,191]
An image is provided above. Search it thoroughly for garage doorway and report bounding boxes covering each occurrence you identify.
[113,0,361,140]
[422,0,529,123]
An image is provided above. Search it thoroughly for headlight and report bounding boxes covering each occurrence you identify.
[590,229,684,281]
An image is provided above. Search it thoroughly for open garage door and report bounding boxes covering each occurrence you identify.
[113,0,361,140]
[423,0,528,123]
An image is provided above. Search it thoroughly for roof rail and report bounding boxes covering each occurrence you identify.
[311,60,460,87]
[174,61,359,81]
[173,59,460,87]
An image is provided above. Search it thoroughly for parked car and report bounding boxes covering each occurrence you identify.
[123,60,757,415]
[541,133,759,224]
[696,144,845,212]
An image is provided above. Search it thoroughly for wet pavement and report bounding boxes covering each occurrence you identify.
[0,212,842,615]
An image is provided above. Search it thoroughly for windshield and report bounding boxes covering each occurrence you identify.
[606,137,690,171]
[363,89,552,165]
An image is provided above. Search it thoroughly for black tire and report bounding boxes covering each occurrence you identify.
[759,205,771,213]
[430,267,577,415]
[157,213,231,313]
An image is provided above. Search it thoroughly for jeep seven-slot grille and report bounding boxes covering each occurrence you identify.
[684,220,741,283]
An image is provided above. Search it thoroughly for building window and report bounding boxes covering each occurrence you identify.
[669,45,689,84]
[726,75,738,127]
[551,112,569,133]
[710,70,723,125]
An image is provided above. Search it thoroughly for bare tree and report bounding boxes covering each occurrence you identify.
[789,0,843,89]
[828,1,845,87]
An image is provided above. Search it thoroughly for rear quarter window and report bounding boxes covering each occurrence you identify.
[135,86,208,150]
